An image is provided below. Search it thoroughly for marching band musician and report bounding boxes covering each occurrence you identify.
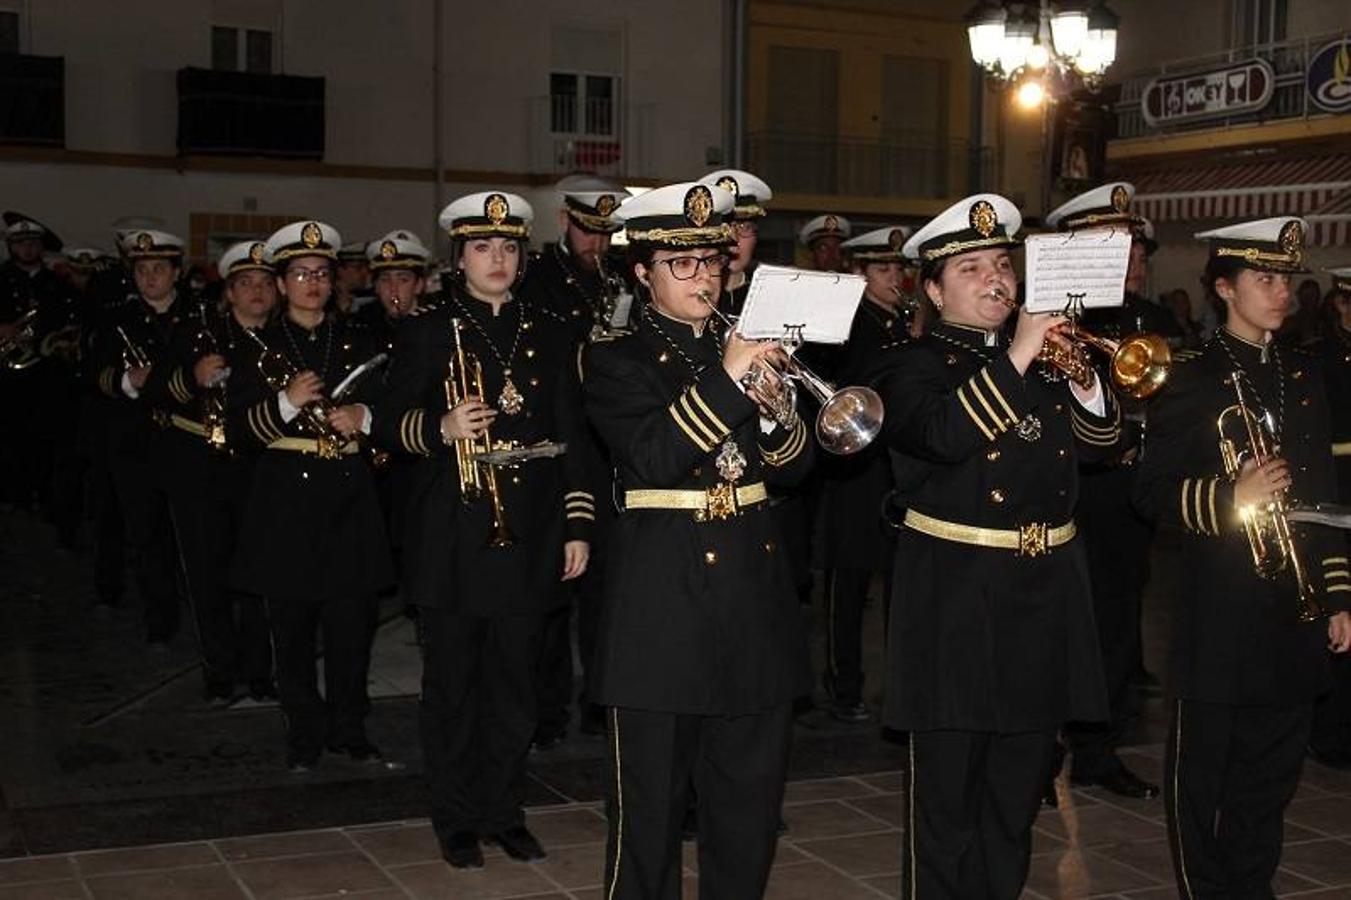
[815,225,914,723]
[86,229,192,645]
[1309,267,1351,768]
[700,168,773,318]
[880,194,1121,899]
[356,229,431,345]
[583,182,814,899]
[372,192,594,869]
[1044,183,1172,800]
[226,220,393,773]
[1134,217,1351,898]
[141,240,278,705]
[518,175,629,748]
[799,212,851,274]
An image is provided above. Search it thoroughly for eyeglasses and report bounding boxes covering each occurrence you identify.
[731,221,758,236]
[655,254,730,281]
[286,266,332,283]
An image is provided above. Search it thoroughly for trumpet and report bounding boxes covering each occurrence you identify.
[116,325,152,370]
[695,290,884,455]
[0,308,40,370]
[193,303,229,452]
[246,330,349,460]
[445,317,514,548]
[1037,321,1172,400]
[1218,372,1326,623]
[591,252,629,338]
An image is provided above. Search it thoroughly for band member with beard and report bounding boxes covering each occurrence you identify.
[518,175,628,748]
[1043,183,1177,801]
[881,194,1120,899]
[1135,217,1351,898]
[700,169,772,319]
[374,192,593,868]
[227,220,393,772]
[142,240,278,704]
[585,182,814,899]
[815,225,914,723]
[87,229,192,645]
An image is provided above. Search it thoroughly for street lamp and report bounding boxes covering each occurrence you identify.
[967,0,1119,215]
[966,1,1119,94]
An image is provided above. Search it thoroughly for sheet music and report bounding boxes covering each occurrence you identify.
[1024,229,1131,314]
[737,264,865,344]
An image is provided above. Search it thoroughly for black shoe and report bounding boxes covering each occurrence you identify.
[327,740,384,764]
[203,682,237,708]
[439,831,483,869]
[1309,744,1351,770]
[1072,763,1160,799]
[246,680,277,702]
[680,803,697,842]
[1041,741,1066,808]
[530,726,567,752]
[830,700,872,723]
[286,748,319,774]
[485,824,546,862]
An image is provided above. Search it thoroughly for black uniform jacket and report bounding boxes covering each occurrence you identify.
[372,290,594,616]
[582,306,816,715]
[817,297,909,571]
[519,242,626,342]
[1315,326,1350,502]
[879,321,1121,733]
[86,291,193,454]
[1134,331,1351,706]
[226,314,393,600]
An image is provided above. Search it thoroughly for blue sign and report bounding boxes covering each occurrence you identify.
[1307,38,1351,114]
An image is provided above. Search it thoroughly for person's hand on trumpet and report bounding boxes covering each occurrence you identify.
[723,332,789,417]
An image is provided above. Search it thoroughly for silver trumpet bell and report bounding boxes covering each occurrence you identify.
[695,290,884,455]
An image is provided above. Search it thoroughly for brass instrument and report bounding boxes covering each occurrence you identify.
[1218,371,1325,623]
[696,290,884,455]
[0,308,40,370]
[245,330,348,460]
[591,252,630,338]
[193,303,229,451]
[1036,321,1172,400]
[116,325,153,370]
[444,317,515,548]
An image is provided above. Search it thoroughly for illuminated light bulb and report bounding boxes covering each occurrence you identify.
[1016,79,1046,109]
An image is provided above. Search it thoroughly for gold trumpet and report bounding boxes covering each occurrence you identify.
[1218,372,1325,622]
[695,290,884,455]
[445,317,514,548]
[1037,322,1173,400]
[116,325,153,370]
[246,330,349,460]
[192,303,229,451]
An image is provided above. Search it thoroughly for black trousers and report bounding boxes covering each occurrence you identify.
[266,592,377,756]
[1165,699,1310,900]
[109,441,180,640]
[824,567,893,705]
[537,542,607,733]
[418,606,543,836]
[164,445,271,691]
[88,445,125,605]
[1066,467,1150,778]
[603,704,793,900]
[904,729,1058,900]
[1311,655,1351,759]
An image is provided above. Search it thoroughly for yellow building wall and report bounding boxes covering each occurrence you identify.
[746,0,975,216]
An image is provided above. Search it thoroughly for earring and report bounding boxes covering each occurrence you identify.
[933,298,944,311]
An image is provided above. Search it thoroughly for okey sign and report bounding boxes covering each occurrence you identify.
[1140,59,1275,127]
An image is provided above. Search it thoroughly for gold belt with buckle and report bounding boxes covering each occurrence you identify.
[169,414,207,438]
[267,436,359,458]
[903,509,1076,558]
[624,482,769,522]
[1334,442,1351,458]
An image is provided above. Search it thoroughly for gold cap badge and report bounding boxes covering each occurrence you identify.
[248,242,265,263]
[485,193,509,224]
[969,200,997,238]
[684,185,714,227]
[888,229,906,250]
[595,194,616,217]
[1110,184,1129,212]
[380,240,397,260]
[300,222,322,249]
[135,232,153,251]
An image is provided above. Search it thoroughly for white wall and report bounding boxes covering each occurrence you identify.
[5,0,727,258]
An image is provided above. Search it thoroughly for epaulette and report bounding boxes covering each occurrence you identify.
[1172,349,1203,362]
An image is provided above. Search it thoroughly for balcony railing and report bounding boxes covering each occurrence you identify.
[527,96,655,179]
[747,131,994,199]
[1111,31,1346,140]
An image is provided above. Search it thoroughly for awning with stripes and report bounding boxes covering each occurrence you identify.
[1129,153,1351,246]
